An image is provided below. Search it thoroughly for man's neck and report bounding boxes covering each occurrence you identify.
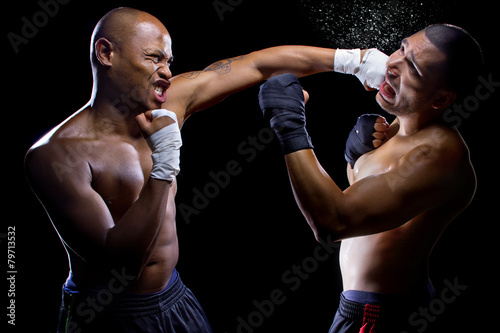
[395,111,445,137]
[89,90,145,139]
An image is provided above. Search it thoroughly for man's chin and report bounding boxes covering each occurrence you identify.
[376,92,392,111]
[376,92,402,117]
[141,100,163,112]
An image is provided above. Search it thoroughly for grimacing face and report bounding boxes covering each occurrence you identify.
[377,30,450,117]
[109,19,173,112]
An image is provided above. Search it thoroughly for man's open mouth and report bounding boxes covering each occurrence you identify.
[154,86,165,96]
[153,80,170,103]
[380,76,396,101]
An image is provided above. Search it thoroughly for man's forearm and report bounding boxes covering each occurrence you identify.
[284,149,346,241]
[105,110,181,277]
[105,178,171,276]
[258,74,347,241]
[252,46,386,90]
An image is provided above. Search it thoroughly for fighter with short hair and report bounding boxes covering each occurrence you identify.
[259,24,482,332]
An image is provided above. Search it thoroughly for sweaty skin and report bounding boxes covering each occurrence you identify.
[25,8,341,293]
[283,30,476,295]
[341,124,474,293]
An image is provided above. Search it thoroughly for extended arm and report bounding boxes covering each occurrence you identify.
[167,46,336,119]
[166,46,388,121]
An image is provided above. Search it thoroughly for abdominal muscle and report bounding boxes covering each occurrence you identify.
[69,187,180,294]
[131,238,179,293]
[339,216,434,295]
[133,187,179,293]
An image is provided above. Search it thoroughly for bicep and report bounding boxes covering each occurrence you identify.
[168,54,262,119]
[49,181,114,256]
[26,147,114,261]
[341,173,422,237]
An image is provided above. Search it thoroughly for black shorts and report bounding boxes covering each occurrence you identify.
[57,270,212,333]
[328,282,435,333]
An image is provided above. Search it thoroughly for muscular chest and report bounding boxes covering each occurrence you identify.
[89,141,153,220]
[350,137,415,184]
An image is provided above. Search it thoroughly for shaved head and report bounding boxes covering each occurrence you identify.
[90,7,168,71]
[89,7,173,111]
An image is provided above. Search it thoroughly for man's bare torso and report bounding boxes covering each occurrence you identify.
[342,122,475,295]
[46,106,180,293]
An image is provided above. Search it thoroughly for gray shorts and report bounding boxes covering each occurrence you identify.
[57,269,212,333]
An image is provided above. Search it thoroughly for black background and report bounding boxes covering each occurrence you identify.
[5,0,498,332]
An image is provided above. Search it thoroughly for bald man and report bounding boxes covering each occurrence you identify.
[24,7,387,333]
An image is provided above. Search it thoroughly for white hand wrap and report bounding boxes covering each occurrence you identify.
[334,48,389,89]
[333,49,361,75]
[146,109,182,182]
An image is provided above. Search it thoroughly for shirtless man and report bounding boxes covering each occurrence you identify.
[258,24,483,332]
[24,7,383,333]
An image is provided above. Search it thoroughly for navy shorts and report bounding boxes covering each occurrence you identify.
[57,269,212,333]
[329,282,435,333]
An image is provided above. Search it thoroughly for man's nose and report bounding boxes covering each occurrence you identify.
[386,53,403,77]
[156,64,172,80]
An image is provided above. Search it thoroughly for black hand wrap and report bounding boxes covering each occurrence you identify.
[345,114,380,168]
[258,74,313,154]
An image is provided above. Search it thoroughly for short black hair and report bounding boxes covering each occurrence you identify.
[424,24,483,99]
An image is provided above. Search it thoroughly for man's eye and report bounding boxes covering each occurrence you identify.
[399,46,404,55]
[409,65,417,74]
[149,55,161,63]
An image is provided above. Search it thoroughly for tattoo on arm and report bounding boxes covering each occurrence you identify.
[178,71,202,79]
[178,55,248,79]
[204,55,248,75]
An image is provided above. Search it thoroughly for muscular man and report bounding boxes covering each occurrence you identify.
[24,7,384,333]
[259,24,482,332]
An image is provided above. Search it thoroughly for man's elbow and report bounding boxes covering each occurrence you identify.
[307,215,348,243]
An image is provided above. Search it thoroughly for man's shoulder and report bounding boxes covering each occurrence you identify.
[421,124,471,164]
[27,123,81,163]
[25,108,94,179]
[407,124,475,191]
[29,105,98,151]
[387,124,473,188]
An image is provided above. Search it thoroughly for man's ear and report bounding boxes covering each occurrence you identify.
[94,38,114,67]
[432,90,457,110]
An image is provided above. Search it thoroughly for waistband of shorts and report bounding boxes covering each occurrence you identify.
[338,293,385,323]
[338,281,435,322]
[63,269,185,317]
